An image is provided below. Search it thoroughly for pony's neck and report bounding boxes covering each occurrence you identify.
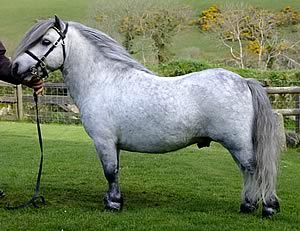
[62,27,132,100]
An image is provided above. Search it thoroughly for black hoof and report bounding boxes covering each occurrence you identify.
[0,190,5,199]
[262,201,280,218]
[104,195,123,211]
[262,207,277,218]
[240,202,258,213]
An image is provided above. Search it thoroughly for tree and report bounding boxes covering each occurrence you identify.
[245,8,280,69]
[200,4,300,69]
[139,8,190,63]
[119,14,143,55]
[91,0,191,64]
[209,7,249,68]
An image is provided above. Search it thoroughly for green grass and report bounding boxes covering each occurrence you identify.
[0,121,300,230]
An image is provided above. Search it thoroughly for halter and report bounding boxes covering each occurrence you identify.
[25,23,69,79]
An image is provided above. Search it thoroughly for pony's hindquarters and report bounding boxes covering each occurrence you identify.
[244,79,280,218]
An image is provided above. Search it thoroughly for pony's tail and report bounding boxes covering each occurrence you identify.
[247,79,280,204]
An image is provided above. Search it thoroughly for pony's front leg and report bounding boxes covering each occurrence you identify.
[95,141,123,211]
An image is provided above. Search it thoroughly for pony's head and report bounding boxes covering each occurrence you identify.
[12,16,68,81]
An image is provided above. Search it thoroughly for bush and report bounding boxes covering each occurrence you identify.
[228,68,300,87]
[196,5,222,31]
[157,59,300,87]
[157,59,213,76]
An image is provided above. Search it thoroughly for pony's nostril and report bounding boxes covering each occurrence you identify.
[12,63,19,77]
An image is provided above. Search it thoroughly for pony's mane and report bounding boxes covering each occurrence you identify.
[14,19,152,74]
[71,22,152,74]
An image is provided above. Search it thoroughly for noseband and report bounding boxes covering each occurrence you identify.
[25,23,69,78]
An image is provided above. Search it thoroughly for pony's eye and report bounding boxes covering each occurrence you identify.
[41,39,51,46]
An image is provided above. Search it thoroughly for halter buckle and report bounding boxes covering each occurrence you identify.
[30,67,38,75]
[39,59,46,69]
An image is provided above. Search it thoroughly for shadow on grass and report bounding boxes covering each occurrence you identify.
[1,183,241,217]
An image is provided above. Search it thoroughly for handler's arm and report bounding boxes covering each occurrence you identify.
[0,41,20,85]
[0,41,44,94]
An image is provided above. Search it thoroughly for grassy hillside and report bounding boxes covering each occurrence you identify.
[1,0,300,62]
[185,0,300,10]
[0,0,88,54]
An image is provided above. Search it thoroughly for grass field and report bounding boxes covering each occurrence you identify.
[1,0,300,62]
[0,121,299,230]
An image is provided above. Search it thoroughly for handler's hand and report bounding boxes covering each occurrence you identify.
[22,76,44,95]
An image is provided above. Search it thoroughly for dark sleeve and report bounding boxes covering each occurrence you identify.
[0,41,20,85]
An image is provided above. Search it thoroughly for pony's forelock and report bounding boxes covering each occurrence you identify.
[14,19,55,59]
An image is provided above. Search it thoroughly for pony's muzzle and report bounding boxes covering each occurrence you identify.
[12,62,27,81]
[12,62,36,81]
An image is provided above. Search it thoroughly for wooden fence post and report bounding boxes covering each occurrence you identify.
[274,112,287,151]
[16,85,23,120]
[296,94,300,133]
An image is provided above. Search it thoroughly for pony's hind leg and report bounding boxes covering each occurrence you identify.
[241,172,280,217]
[225,145,259,214]
[231,147,280,217]
[240,171,259,213]
[94,140,123,211]
[262,194,280,218]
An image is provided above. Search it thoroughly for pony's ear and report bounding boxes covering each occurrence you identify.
[54,15,62,30]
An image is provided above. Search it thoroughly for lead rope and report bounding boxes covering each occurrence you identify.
[6,93,45,209]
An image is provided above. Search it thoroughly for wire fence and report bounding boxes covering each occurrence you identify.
[0,80,299,133]
[0,82,80,124]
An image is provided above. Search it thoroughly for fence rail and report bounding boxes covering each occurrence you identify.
[266,86,300,94]
[266,86,299,132]
[266,86,300,117]
[0,81,299,132]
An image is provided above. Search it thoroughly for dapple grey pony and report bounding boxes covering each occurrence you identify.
[12,16,280,218]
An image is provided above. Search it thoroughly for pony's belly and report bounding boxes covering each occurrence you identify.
[118,135,198,153]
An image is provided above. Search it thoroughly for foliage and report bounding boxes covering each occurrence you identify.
[118,7,190,63]
[92,0,191,64]
[47,71,63,82]
[0,122,300,230]
[157,59,213,76]
[197,5,300,33]
[140,8,191,63]
[197,5,222,31]
[158,59,299,86]
[119,15,142,54]
[196,5,300,70]
[276,6,300,26]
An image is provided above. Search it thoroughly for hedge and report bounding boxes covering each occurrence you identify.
[156,59,300,87]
